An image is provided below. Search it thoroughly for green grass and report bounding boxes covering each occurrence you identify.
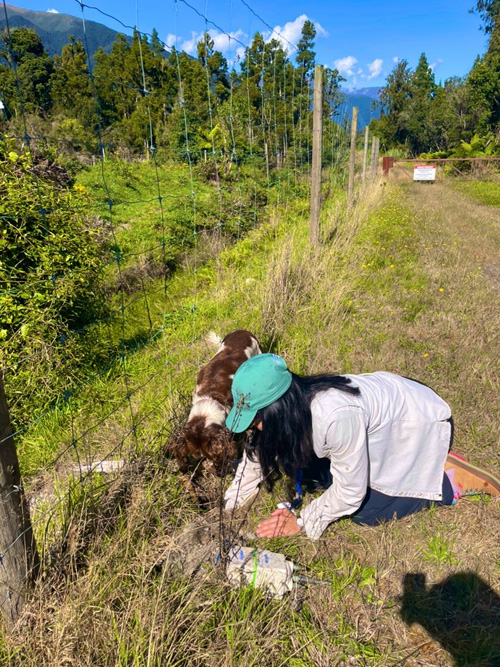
[333,189,430,372]
[75,158,271,269]
[451,181,500,207]
[16,175,307,475]
[421,535,458,566]
[6,176,500,667]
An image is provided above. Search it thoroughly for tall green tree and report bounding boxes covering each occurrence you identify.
[51,37,95,130]
[0,26,45,64]
[474,0,500,32]
[197,33,230,104]
[295,20,316,83]
[406,53,438,153]
[294,20,317,163]
[371,59,413,150]
[465,20,500,135]
[443,76,469,143]
[0,28,53,115]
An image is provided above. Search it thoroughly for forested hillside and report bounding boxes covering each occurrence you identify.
[0,4,132,58]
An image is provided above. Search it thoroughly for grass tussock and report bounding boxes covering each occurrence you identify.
[5,178,500,666]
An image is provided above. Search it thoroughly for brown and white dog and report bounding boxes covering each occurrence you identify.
[171,329,262,474]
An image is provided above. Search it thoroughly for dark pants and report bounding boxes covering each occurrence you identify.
[302,418,454,526]
[351,474,454,525]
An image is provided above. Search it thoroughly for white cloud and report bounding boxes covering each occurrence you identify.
[266,14,328,52]
[172,15,328,60]
[430,58,444,72]
[165,34,177,48]
[180,31,201,55]
[367,58,383,80]
[211,29,246,53]
[179,29,246,55]
[47,8,59,13]
[334,55,358,77]
[392,56,399,64]
[235,46,246,62]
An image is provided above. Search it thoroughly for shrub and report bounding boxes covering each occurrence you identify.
[0,137,109,424]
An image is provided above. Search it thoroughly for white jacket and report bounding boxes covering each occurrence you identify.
[224,372,452,539]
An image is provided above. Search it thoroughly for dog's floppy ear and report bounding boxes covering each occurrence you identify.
[168,428,192,473]
[201,423,238,474]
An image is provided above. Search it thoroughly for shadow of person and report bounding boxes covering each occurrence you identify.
[401,572,500,666]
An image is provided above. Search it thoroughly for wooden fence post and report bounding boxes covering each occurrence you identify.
[0,373,39,628]
[362,125,369,185]
[371,137,380,180]
[309,64,323,247]
[347,106,358,207]
[370,137,377,180]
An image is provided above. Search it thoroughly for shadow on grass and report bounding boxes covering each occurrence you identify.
[401,572,500,666]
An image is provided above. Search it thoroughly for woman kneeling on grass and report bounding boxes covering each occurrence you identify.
[224,354,500,540]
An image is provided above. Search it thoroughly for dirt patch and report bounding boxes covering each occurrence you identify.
[484,262,500,288]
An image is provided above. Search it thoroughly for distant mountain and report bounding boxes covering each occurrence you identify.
[344,87,380,101]
[336,87,381,130]
[0,4,132,58]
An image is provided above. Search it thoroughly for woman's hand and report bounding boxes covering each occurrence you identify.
[256,508,302,538]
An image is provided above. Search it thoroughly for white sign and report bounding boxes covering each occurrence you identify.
[413,165,436,181]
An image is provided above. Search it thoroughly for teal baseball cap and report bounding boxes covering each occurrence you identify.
[225,353,293,433]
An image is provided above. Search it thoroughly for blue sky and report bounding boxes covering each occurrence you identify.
[8,0,488,88]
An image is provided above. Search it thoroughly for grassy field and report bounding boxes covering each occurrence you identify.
[452,180,500,207]
[75,158,274,260]
[6,156,294,467]
[4,176,500,666]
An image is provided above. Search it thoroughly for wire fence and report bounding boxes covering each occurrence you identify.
[0,0,378,622]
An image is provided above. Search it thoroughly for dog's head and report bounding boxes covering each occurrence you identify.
[173,416,238,475]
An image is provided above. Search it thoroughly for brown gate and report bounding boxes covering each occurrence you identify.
[384,157,500,182]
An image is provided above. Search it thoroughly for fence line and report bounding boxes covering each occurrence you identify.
[0,0,365,626]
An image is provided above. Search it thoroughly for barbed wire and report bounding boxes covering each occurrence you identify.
[238,0,298,53]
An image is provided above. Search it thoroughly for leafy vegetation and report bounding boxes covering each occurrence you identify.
[0,143,276,430]
[0,138,109,422]
[371,3,500,157]
[0,20,344,168]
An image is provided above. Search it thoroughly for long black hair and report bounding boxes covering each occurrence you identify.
[246,373,360,484]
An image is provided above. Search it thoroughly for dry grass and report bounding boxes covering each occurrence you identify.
[3,178,500,666]
[388,182,499,464]
[262,179,499,463]
[258,181,387,371]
